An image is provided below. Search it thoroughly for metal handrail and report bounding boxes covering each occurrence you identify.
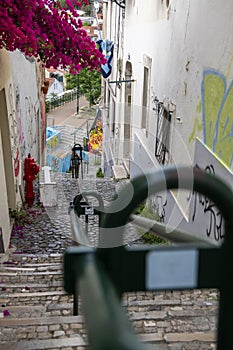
[130,214,218,247]
[69,205,92,246]
[100,166,233,233]
[65,166,233,350]
[72,191,104,239]
[99,166,233,350]
[65,247,155,350]
[71,118,92,142]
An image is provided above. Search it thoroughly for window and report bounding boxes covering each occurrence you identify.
[154,102,172,165]
[141,55,152,133]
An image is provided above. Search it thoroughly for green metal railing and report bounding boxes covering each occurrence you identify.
[64,166,233,350]
[46,90,77,112]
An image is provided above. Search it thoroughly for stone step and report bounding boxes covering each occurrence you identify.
[0,315,84,327]
[0,265,63,273]
[139,332,216,349]
[0,305,45,319]
[0,290,72,308]
[0,332,216,350]
[1,289,68,299]
[0,301,74,319]
[0,280,63,293]
[59,126,87,147]
[0,266,63,276]
[0,272,63,285]
[0,262,62,271]
[0,315,86,346]
[0,266,63,273]
[5,254,63,265]
[123,297,218,312]
[2,257,63,279]
[129,307,217,322]
[0,310,216,349]
[0,253,218,350]
[1,337,86,350]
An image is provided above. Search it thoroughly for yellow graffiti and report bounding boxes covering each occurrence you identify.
[48,135,59,149]
[215,84,233,166]
[202,73,225,148]
[202,70,233,168]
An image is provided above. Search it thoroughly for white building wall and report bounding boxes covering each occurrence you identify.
[124,0,233,172]
[46,79,64,98]
[10,51,41,163]
[124,0,233,243]
[103,0,233,243]
[102,1,125,175]
[0,49,43,251]
[0,132,11,250]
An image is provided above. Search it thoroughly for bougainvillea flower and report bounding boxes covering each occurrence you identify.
[0,0,106,73]
[3,309,10,316]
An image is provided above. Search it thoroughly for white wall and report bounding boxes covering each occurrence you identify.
[0,131,11,250]
[10,51,41,163]
[124,0,233,172]
[103,0,233,243]
[0,49,43,251]
[124,0,233,239]
[46,79,64,98]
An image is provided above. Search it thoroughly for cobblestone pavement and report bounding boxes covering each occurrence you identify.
[9,157,141,253]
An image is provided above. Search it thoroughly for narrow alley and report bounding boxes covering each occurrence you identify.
[0,102,218,350]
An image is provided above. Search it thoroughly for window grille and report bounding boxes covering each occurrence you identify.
[154,102,172,165]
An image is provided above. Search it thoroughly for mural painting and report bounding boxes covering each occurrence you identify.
[88,108,103,155]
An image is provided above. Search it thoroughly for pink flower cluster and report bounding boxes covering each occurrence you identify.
[0,0,106,73]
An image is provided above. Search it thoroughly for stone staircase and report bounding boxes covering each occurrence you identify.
[57,125,88,148]
[0,251,218,350]
[0,253,86,349]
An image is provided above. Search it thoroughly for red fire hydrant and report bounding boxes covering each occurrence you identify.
[23,153,40,205]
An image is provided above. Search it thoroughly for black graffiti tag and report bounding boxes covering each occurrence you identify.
[191,164,224,241]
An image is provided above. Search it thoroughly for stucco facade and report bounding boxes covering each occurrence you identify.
[0,49,45,251]
[102,0,233,243]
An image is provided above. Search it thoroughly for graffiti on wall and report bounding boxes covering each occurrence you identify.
[190,164,224,241]
[189,70,233,169]
[8,84,20,178]
[15,87,26,157]
[151,194,167,223]
[25,96,39,156]
[189,138,232,242]
[7,83,40,180]
[201,69,233,168]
